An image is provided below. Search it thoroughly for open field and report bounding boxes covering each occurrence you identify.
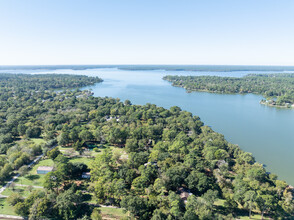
[214,199,270,220]
[62,144,127,167]
[1,185,37,197]
[30,138,46,145]
[100,207,128,219]
[238,214,270,220]
[68,156,94,166]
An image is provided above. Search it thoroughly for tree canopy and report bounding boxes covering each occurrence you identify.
[164,74,294,107]
[0,73,293,219]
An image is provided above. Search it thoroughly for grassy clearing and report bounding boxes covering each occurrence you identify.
[214,199,225,206]
[58,146,79,156]
[33,159,54,168]
[238,214,270,220]
[58,146,72,152]
[2,185,37,197]
[0,197,17,215]
[15,159,54,186]
[100,207,128,219]
[214,199,270,220]
[66,145,127,167]
[30,138,46,145]
[68,156,94,166]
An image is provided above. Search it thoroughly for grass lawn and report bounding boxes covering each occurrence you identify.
[0,197,17,215]
[2,185,37,197]
[214,199,270,220]
[58,146,78,156]
[238,214,270,220]
[69,156,94,166]
[59,146,72,151]
[100,207,128,219]
[91,150,102,157]
[30,138,46,145]
[15,159,54,186]
[66,145,127,166]
[214,199,225,206]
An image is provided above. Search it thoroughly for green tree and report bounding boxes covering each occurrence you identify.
[44,171,63,192]
[17,124,27,136]
[7,193,23,206]
[91,208,102,220]
[26,127,41,138]
[79,130,93,142]
[55,188,81,220]
[256,194,276,219]
[151,209,167,220]
[57,132,70,146]
[185,171,210,195]
[47,148,61,160]
[120,195,154,220]
[14,202,30,216]
[29,198,51,220]
[19,165,29,177]
[244,190,257,219]
[168,192,184,219]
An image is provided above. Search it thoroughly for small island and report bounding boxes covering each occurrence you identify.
[163,74,294,108]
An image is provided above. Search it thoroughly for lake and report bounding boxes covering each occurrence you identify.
[1,67,294,185]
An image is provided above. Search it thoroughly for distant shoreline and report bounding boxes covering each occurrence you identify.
[1,64,294,72]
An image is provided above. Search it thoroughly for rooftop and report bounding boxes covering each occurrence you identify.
[37,166,54,171]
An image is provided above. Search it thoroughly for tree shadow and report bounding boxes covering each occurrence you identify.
[13,188,24,194]
[82,193,92,202]
[27,174,40,181]
[0,197,5,203]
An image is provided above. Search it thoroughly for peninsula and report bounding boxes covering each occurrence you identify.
[163,74,294,108]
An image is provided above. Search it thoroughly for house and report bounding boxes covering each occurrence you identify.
[177,187,193,202]
[81,172,91,179]
[105,116,120,122]
[37,166,54,174]
[144,161,157,167]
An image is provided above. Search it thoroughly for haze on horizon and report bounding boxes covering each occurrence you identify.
[0,0,294,66]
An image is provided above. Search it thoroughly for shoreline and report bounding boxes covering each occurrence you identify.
[259,101,294,109]
[168,83,294,109]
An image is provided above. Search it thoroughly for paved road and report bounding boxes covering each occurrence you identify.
[14,184,43,189]
[99,204,119,209]
[0,174,20,195]
[0,214,24,219]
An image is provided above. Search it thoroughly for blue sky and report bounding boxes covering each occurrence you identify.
[0,0,294,65]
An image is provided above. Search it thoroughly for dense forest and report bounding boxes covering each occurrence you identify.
[0,73,102,92]
[163,74,294,107]
[0,73,293,219]
[0,73,102,181]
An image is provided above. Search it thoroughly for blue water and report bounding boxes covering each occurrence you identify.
[1,67,294,185]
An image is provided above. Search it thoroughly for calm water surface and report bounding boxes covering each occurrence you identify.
[2,68,294,184]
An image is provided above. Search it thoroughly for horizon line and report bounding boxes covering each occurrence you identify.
[1,64,294,67]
